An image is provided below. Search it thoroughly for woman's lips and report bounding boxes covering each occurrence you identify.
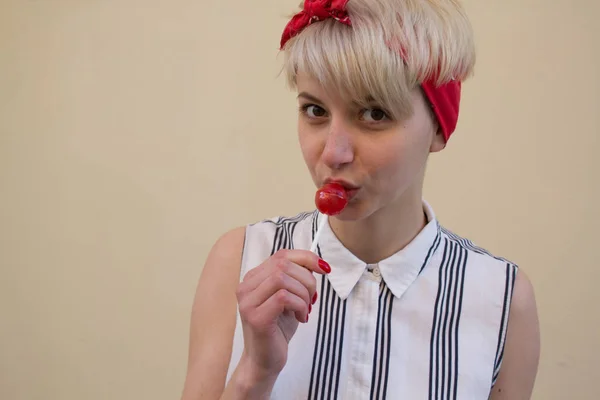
[323,179,361,201]
[323,178,360,190]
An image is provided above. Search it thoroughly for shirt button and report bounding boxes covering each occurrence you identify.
[372,267,381,277]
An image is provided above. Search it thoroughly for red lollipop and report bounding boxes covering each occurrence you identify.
[315,182,349,216]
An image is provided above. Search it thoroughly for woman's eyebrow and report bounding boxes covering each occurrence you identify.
[297,92,324,104]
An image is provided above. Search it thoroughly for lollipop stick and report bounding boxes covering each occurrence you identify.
[310,213,327,253]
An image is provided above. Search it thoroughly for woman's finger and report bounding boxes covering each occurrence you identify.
[252,289,309,326]
[243,263,311,309]
[274,249,331,275]
[281,262,318,305]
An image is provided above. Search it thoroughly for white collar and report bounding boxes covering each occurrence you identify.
[315,200,441,300]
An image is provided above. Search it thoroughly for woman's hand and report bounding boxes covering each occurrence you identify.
[235,249,331,383]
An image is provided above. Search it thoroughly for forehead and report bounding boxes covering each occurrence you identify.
[295,73,338,100]
[295,72,374,110]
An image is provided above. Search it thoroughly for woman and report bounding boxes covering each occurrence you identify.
[181,0,540,399]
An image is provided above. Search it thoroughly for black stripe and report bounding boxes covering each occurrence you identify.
[307,212,347,399]
[269,212,312,255]
[370,284,384,399]
[429,238,467,400]
[254,210,313,226]
[445,243,467,398]
[429,238,450,400]
[376,288,390,399]
[369,282,394,400]
[308,276,349,400]
[438,225,520,392]
[440,226,510,263]
[308,279,325,399]
[326,294,342,398]
[271,220,283,255]
[310,212,326,397]
[305,211,324,400]
[307,276,326,400]
[312,265,331,399]
[438,239,453,400]
[453,248,467,398]
[420,223,443,273]
[270,224,280,255]
[429,230,513,397]
[491,263,517,387]
[440,240,458,399]
[333,298,347,399]
[311,210,323,255]
[319,281,336,400]
[382,287,394,400]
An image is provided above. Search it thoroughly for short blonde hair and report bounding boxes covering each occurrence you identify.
[281,0,476,121]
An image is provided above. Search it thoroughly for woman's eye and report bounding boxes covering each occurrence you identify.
[303,105,327,118]
[361,108,389,122]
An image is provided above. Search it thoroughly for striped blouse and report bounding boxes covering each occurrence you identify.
[226,201,517,399]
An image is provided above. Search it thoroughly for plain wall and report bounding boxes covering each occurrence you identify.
[1,0,598,398]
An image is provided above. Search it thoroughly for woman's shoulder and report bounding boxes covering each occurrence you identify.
[244,209,318,239]
[238,210,317,269]
[438,224,519,269]
[248,209,317,228]
[212,210,317,249]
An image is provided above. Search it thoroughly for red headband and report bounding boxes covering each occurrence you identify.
[280,0,462,141]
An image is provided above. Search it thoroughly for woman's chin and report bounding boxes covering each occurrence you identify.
[330,200,373,222]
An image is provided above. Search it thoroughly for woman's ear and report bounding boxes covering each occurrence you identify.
[430,129,447,152]
[427,112,446,152]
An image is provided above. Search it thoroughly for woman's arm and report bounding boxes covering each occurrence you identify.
[489,269,541,400]
[180,225,325,400]
[180,227,247,400]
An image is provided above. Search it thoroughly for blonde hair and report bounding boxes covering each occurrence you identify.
[281,0,476,120]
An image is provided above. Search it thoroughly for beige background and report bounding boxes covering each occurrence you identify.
[1,0,598,399]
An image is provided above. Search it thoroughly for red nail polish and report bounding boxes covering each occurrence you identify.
[309,304,312,313]
[318,259,331,274]
[312,292,318,304]
[305,313,309,323]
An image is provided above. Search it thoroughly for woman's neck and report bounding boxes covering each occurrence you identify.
[328,192,427,264]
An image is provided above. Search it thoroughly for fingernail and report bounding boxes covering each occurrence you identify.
[309,304,312,313]
[306,313,309,323]
[318,259,331,274]
[312,292,318,304]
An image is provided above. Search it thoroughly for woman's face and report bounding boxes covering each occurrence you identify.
[296,72,445,221]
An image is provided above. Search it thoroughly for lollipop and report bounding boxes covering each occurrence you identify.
[310,182,349,252]
[315,182,348,216]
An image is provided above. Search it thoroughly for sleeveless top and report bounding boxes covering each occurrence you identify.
[226,201,517,400]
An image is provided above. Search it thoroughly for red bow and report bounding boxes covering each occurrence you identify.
[280,0,351,49]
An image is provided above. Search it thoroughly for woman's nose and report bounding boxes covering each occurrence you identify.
[320,119,354,170]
